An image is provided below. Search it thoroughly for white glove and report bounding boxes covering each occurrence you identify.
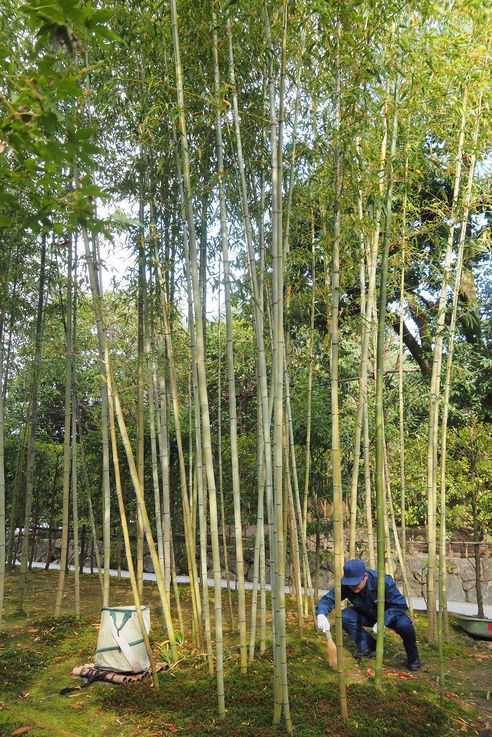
[372,622,384,634]
[317,614,331,633]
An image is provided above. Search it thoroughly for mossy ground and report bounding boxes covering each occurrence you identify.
[0,570,490,737]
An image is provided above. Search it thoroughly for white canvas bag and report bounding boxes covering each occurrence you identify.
[95,606,151,673]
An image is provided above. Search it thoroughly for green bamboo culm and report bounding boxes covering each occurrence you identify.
[54,234,72,618]
[0,299,6,626]
[211,2,248,671]
[426,88,467,642]
[330,15,348,720]
[169,0,224,716]
[80,218,160,689]
[374,82,398,688]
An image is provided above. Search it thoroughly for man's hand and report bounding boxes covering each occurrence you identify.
[317,614,331,633]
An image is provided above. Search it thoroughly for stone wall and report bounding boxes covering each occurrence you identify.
[22,534,492,606]
[311,553,492,604]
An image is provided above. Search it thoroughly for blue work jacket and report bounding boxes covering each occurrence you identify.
[316,568,408,627]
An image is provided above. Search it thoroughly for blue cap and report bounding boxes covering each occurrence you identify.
[341,559,366,586]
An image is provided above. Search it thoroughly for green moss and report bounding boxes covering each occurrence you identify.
[0,644,47,693]
[30,615,90,645]
[0,570,486,737]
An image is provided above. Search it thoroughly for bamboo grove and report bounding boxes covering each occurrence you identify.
[1,0,491,731]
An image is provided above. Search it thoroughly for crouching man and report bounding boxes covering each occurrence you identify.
[316,558,421,671]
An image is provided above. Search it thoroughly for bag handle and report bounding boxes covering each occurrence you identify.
[109,616,143,673]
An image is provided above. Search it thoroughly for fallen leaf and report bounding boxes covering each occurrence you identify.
[18,691,29,699]
[11,727,33,736]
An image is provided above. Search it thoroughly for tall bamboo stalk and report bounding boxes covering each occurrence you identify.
[217,282,235,632]
[227,4,277,680]
[0,309,5,625]
[54,232,73,618]
[77,412,104,596]
[186,251,214,672]
[330,17,348,719]
[363,404,375,567]
[216,280,235,631]
[228,0,284,714]
[284,348,315,622]
[383,435,413,617]
[374,82,398,686]
[398,154,409,572]
[439,96,482,652]
[302,211,316,546]
[301,211,316,616]
[426,88,467,641]
[266,2,292,728]
[211,8,247,669]
[71,241,80,619]
[169,0,224,713]
[90,233,111,607]
[80,215,177,667]
[154,249,202,644]
[153,329,171,595]
[147,314,165,576]
[349,138,371,559]
[136,178,146,599]
[17,238,47,612]
[168,123,207,639]
[6,419,28,569]
[249,384,266,662]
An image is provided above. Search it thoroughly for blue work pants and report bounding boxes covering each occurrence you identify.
[341,606,419,662]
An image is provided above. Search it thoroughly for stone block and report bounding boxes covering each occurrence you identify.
[32,539,50,562]
[445,574,465,602]
[143,554,155,573]
[317,571,335,591]
[454,558,477,582]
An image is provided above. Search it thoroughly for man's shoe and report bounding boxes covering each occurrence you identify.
[354,647,376,660]
[408,658,421,672]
